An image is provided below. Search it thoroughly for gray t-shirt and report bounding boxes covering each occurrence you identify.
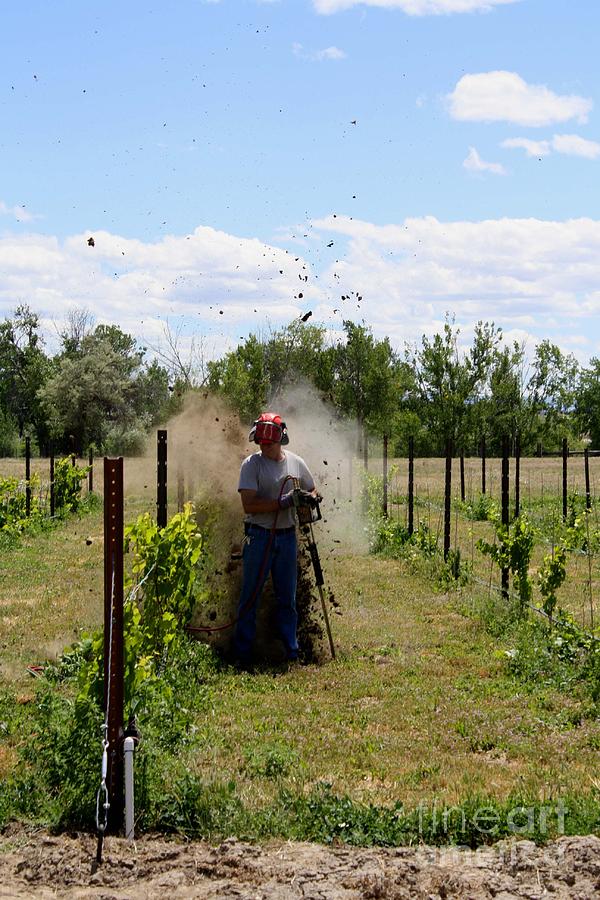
[238,450,315,529]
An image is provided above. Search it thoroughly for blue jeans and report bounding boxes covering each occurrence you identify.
[234,524,298,662]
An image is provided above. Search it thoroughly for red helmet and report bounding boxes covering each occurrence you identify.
[249,412,289,445]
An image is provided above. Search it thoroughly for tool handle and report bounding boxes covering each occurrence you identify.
[308,541,324,586]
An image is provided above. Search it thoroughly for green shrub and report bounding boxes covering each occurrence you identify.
[478,514,535,614]
[462,493,498,522]
[53,457,89,513]
[0,474,44,535]
[77,503,208,717]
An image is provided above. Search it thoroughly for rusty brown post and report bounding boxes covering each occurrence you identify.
[103,457,125,833]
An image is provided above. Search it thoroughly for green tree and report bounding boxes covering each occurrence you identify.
[575,357,600,449]
[408,317,502,454]
[526,340,579,450]
[478,341,527,454]
[39,324,169,453]
[330,321,407,456]
[0,304,52,450]
[207,320,331,420]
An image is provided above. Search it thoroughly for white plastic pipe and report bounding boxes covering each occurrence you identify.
[124,736,135,840]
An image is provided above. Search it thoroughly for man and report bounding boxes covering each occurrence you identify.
[234,412,318,667]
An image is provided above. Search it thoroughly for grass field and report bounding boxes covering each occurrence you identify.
[1,454,599,843]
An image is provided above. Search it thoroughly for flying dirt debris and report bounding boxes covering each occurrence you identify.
[87,237,95,247]
[300,311,312,322]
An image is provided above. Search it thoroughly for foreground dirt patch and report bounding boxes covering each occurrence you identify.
[1,830,600,899]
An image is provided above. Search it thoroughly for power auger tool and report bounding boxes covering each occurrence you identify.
[291,478,336,659]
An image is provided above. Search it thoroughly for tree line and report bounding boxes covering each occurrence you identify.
[1,304,599,458]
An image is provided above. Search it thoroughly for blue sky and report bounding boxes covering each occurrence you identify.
[2,0,600,366]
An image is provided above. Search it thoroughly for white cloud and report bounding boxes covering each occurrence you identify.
[502,137,551,158]
[309,213,600,357]
[448,71,592,126]
[0,201,39,223]
[0,227,322,356]
[502,134,600,160]
[293,42,347,61]
[463,146,507,175]
[551,133,600,159]
[316,46,347,60]
[4,216,600,362]
[313,0,518,15]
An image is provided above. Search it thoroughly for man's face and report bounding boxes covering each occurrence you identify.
[260,440,284,460]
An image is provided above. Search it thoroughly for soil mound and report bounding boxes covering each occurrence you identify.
[1,828,599,898]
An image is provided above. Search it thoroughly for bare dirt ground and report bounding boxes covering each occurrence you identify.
[1,829,600,899]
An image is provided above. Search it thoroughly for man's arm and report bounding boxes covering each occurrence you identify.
[239,489,280,515]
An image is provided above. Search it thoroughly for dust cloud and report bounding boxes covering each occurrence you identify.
[152,384,369,655]
[276,381,369,557]
[158,382,369,558]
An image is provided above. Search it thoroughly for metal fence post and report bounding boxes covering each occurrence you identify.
[50,453,55,517]
[103,457,125,833]
[501,436,510,599]
[562,438,568,521]
[89,447,94,494]
[514,432,521,519]
[585,448,591,511]
[481,435,486,495]
[408,436,414,537]
[157,430,168,528]
[25,437,31,517]
[444,438,452,561]
[382,434,388,518]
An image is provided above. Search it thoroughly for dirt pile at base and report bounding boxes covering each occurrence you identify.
[1,829,599,899]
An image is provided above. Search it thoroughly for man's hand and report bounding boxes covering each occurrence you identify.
[278,490,295,510]
[295,489,320,509]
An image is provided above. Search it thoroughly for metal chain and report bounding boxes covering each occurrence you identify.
[94,556,156,838]
[95,559,116,835]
